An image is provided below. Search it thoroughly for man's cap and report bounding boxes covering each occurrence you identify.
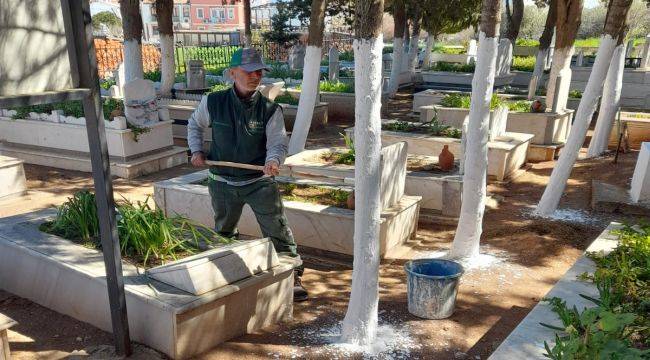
[230,48,270,72]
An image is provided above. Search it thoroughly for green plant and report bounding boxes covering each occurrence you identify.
[429,61,475,73]
[540,223,650,358]
[569,90,583,99]
[205,82,231,94]
[433,45,466,55]
[339,50,354,61]
[440,93,504,110]
[319,81,354,93]
[334,133,355,165]
[274,92,299,106]
[507,100,533,113]
[511,56,536,72]
[383,121,417,132]
[41,191,230,267]
[515,38,540,47]
[126,122,151,142]
[102,98,124,120]
[100,78,116,90]
[143,70,162,82]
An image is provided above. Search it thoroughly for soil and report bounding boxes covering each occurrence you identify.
[319,150,457,173]
[279,183,351,209]
[1,86,648,359]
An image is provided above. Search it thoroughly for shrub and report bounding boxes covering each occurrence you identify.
[511,56,536,72]
[319,81,354,93]
[143,70,162,82]
[440,93,504,110]
[569,90,583,99]
[515,38,540,47]
[429,62,475,73]
[507,100,533,113]
[274,92,299,106]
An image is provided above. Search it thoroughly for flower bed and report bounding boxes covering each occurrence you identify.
[154,170,422,257]
[274,92,329,131]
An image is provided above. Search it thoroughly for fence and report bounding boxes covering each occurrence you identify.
[174,42,290,74]
[95,38,161,78]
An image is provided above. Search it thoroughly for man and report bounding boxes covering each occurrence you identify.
[187,48,308,302]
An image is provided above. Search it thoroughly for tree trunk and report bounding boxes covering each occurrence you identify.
[287,0,326,155]
[422,33,435,68]
[340,0,384,346]
[407,12,421,73]
[537,0,632,215]
[498,0,523,75]
[402,21,410,71]
[388,0,406,97]
[545,0,582,111]
[243,0,252,46]
[532,0,557,91]
[155,0,174,96]
[587,43,626,157]
[120,0,144,81]
[449,0,501,260]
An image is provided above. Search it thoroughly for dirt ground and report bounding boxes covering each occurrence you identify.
[1,88,648,360]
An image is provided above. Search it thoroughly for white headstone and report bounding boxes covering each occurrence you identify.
[641,34,650,69]
[467,39,478,56]
[186,60,206,89]
[528,76,538,100]
[495,38,512,76]
[113,63,126,98]
[625,39,635,58]
[123,79,159,126]
[630,142,650,203]
[576,51,584,67]
[489,106,509,141]
[288,44,306,70]
[328,46,340,81]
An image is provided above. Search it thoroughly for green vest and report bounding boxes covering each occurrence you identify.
[206,88,279,182]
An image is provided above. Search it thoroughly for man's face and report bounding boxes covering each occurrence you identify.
[230,67,263,93]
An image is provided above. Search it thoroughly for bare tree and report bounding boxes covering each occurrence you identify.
[340,0,385,346]
[449,0,502,260]
[119,0,144,81]
[155,0,174,96]
[537,0,633,215]
[286,0,327,155]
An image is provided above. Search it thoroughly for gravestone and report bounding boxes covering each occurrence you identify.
[123,79,160,126]
[630,142,650,203]
[186,60,206,89]
[288,44,306,70]
[328,46,340,81]
[467,39,478,64]
[625,39,635,58]
[528,76,538,100]
[495,39,512,75]
[576,51,584,67]
[382,52,393,73]
[641,34,650,69]
[110,63,126,97]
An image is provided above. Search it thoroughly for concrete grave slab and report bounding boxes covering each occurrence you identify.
[630,142,650,203]
[0,155,26,200]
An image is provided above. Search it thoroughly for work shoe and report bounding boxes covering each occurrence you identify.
[293,275,309,302]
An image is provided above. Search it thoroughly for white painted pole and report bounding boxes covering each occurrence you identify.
[123,39,144,81]
[587,43,626,158]
[159,34,175,96]
[537,35,619,215]
[532,48,549,93]
[340,35,384,346]
[449,32,498,260]
[422,33,435,68]
[545,46,574,112]
[287,46,322,155]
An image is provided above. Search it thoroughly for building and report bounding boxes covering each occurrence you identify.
[141,0,193,43]
[189,0,245,32]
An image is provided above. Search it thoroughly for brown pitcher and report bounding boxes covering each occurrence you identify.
[439,145,454,171]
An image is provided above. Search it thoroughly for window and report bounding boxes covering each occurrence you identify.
[173,6,178,17]
[197,8,204,18]
[183,6,190,17]
[228,8,234,20]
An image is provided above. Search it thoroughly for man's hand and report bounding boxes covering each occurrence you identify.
[191,152,206,167]
[263,160,280,176]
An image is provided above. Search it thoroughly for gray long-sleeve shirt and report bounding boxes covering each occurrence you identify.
[187,93,288,186]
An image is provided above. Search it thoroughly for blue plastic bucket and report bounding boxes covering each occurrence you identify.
[404,259,464,319]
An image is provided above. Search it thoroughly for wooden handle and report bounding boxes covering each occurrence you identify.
[204,161,353,185]
[204,160,265,171]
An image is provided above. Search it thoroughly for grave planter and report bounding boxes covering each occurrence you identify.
[285,148,462,218]
[0,155,26,200]
[412,89,529,114]
[429,53,476,64]
[421,71,515,87]
[505,110,573,145]
[0,211,298,360]
[0,117,187,178]
[319,92,355,121]
[280,102,329,131]
[346,125,533,181]
[153,170,422,257]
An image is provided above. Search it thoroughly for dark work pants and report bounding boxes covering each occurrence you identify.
[207,177,303,276]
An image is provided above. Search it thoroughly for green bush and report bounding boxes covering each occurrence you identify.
[429,62,475,73]
[41,191,230,267]
[569,89,583,99]
[274,92,299,106]
[515,38,540,47]
[100,78,116,90]
[433,45,465,55]
[339,50,354,61]
[440,93,504,110]
[511,56,536,72]
[507,100,533,113]
[319,81,354,93]
[143,70,162,82]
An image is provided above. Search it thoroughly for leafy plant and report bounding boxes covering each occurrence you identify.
[507,100,533,113]
[143,70,162,82]
[334,133,355,165]
[206,82,231,94]
[102,98,124,120]
[319,81,354,93]
[40,191,230,267]
[440,93,504,110]
[339,50,354,61]
[429,61,475,73]
[569,90,583,99]
[383,121,417,132]
[515,38,540,47]
[511,56,536,72]
[274,92,299,106]
[100,78,116,90]
[127,122,151,142]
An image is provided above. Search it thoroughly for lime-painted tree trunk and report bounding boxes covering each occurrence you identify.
[120,0,144,81]
[388,0,406,97]
[286,0,326,155]
[155,0,175,96]
[449,0,502,260]
[496,0,523,75]
[587,42,627,158]
[340,0,384,346]
[422,33,435,68]
[532,0,556,92]
[407,13,421,73]
[537,0,633,215]
[545,0,582,111]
